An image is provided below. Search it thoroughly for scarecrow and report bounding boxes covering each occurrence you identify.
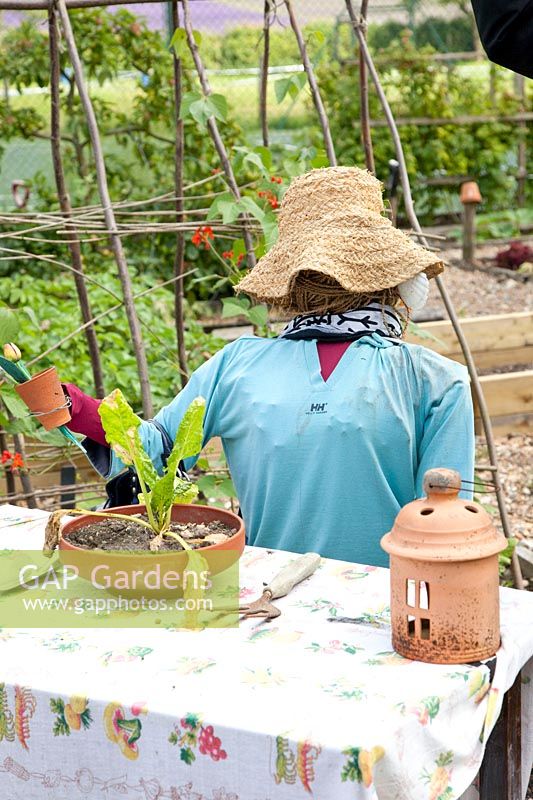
[61,167,474,567]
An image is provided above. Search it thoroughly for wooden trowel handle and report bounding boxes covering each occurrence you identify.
[265,553,321,600]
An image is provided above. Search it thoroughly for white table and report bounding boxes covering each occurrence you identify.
[0,504,532,800]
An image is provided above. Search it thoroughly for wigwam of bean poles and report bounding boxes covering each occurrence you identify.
[0,0,531,590]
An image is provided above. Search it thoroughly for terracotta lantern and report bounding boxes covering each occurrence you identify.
[459,181,482,205]
[381,468,507,664]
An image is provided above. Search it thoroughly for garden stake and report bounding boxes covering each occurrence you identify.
[284,0,337,166]
[48,3,105,398]
[170,0,189,388]
[356,0,375,173]
[11,431,37,509]
[181,0,257,268]
[56,0,154,418]
[259,0,273,148]
[460,181,482,264]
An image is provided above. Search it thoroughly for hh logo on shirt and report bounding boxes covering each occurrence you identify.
[306,402,328,415]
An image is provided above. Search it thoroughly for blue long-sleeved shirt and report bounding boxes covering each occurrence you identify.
[97,334,474,567]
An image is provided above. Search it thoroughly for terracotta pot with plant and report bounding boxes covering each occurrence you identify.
[0,341,83,450]
[43,390,244,597]
[14,365,71,431]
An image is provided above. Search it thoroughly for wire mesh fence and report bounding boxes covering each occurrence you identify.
[1,0,512,211]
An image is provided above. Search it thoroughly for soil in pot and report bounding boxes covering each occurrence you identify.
[67,514,235,552]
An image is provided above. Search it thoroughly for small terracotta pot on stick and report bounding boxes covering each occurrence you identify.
[381,468,507,665]
[15,367,71,431]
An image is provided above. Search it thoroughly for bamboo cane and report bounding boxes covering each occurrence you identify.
[171,0,189,388]
[48,4,105,398]
[181,0,257,268]
[56,0,153,417]
[259,0,272,148]
[345,2,524,589]
[284,0,336,166]
[345,0,374,173]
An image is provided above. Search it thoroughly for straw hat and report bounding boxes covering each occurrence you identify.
[236,166,443,309]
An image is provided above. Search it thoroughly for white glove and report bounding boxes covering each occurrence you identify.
[397,272,429,312]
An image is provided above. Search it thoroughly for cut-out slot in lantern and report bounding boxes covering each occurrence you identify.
[381,468,507,664]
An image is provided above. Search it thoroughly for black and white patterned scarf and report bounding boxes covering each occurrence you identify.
[279,302,403,342]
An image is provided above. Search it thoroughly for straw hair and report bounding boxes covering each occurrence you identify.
[285,271,400,314]
[236,166,443,312]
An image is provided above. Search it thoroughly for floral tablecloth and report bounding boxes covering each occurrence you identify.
[1,503,532,800]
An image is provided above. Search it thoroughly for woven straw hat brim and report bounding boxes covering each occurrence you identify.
[236,218,443,303]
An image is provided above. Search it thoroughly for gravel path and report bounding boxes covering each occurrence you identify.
[476,434,533,543]
[425,259,532,319]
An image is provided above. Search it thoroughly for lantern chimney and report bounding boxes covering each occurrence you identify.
[381,468,507,664]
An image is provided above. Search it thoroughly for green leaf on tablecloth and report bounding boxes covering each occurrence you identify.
[422,696,440,720]
[180,746,196,765]
[50,698,70,737]
[117,716,142,744]
[183,712,200,730]
[50,697,64,714]
[183,729,197,746]
[344,644,362,655]
[80,708,93,729]
[435,751,454,767]
[341,747,363,783]
[0,683,15,743]
[169,731,178,745]
[53,717,70,736]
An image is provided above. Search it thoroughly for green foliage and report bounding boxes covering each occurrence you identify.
[498,537,517,579]
[98,389,204,535]
[414,16,474,52]
[315,35,529,221]
[164,16,475,72]
[0,21,50,91]
[221,296,270,336]
[0,9,242,302]
[149,397,204,527]
[180,92,228,126]
[275,72,307,103]
[0,305,20,343]
[366,21,406,52]
[0,265,227,410]
[97,388,158,488]
[212,26,300,69]
[170,27,201,60]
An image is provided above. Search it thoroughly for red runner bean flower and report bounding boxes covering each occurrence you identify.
[191,226,215,250]
[257,190,279,210]
[1,449,12,464]
[11,453,24,470]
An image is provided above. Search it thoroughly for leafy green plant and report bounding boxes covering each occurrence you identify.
[196,450,237,512]
[98,389,205,549]
[316,35,529,221]
[498,537,517,582]
[221,296,270,334]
